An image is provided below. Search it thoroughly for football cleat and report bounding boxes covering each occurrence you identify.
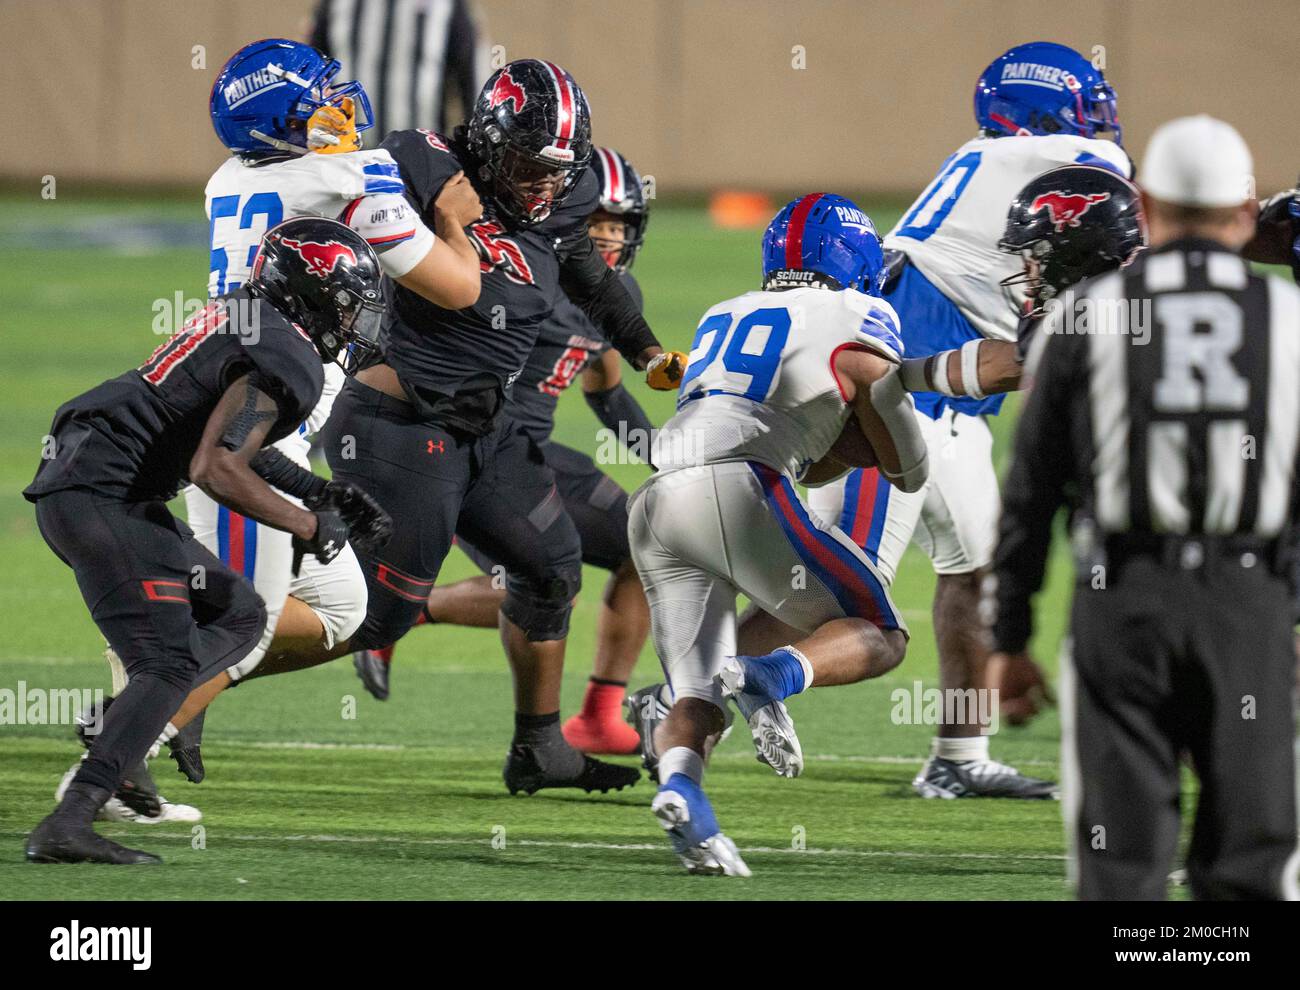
[353,648,391,701]
[625,683,671,774]
[168,710,206,783]
[502,743,640,796]
[912,755,1057,800]
[561,711,641,755]
[717,657,804,778]
[26,813,160,866]
[56,758,201,824]
[651,775,750,877]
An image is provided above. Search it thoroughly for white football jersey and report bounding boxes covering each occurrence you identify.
[205,149,433,445]
[653,287,905,481]
[884,133,1131,342]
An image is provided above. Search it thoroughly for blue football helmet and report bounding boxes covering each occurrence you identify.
[761,193,885,295]
[210,39,374,159]
[975,42,1121,146]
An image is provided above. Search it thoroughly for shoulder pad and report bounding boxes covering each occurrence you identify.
[844,294,905,362]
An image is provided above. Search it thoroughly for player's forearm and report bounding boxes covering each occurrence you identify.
[396,216,481,309]
[584,383,655,445]
[559,239,661,364]
[192,450,318,540]
[900,338,1022,399]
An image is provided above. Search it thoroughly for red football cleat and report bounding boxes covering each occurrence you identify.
[562,713,641,755]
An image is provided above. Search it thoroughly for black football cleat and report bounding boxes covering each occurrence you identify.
[113,761,163,819]
[26,813,161,865]
[353,649,391,701]
[503,744,640,796]
[168,710,206,783]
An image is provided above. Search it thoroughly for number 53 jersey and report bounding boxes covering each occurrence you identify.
[653,286,905,482]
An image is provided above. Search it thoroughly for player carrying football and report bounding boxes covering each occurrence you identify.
[630,195,928,875]
[25,219,392,864]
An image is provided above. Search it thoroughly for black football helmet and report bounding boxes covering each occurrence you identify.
[248,217,384,374]
[998,164,1146,314]
[590,146,649,272]
[466,59,593,226]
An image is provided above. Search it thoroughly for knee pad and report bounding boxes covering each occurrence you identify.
[500,565,581,642]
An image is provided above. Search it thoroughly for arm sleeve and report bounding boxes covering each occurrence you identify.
[250,447,328,502]
[585,383,655,445]
[558,234,661,361]
[340,191,435,278]
[989,326,1077,653]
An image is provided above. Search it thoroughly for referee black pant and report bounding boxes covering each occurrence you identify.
[1065,548,1298,900]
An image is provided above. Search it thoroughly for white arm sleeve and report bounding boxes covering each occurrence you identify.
[341,192,436,279]
[868,367,929,493]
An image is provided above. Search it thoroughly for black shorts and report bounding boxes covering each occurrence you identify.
[323,381,583,647]
[459,440,631,576]
[33,489,266,685]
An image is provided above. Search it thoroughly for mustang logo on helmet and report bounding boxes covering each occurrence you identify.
[1029,191,1111,232]
[489,67,527,114]
[279,238,358,278]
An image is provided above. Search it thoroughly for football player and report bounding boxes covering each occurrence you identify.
[236,61,687,796]
[63,38,485,816]
[25,219,392,864]
[791,42,1131,799]
[630,195,928,875]
[353,147,655,756]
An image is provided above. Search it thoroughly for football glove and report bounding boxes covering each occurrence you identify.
[307,96,362,155]
[308,481,394,554]
[292,509,350,576]
[645,350,687,391]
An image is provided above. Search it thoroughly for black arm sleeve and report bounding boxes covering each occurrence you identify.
[380,129,463,219]
[584,383,655,445]
[250,447,328,502]
[990,328,1077,653]
[558,234,660,362]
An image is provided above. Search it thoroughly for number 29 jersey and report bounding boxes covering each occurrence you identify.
[884,133,1131,342]
[652,287,905,482]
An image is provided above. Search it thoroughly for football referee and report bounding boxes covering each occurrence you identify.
[989,116,1300,901]
[308,0,489,137]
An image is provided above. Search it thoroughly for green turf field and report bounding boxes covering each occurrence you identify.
[0,192,1139,900]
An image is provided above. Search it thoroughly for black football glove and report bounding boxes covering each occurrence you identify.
[307,481,393,554]
[292,509,350,576]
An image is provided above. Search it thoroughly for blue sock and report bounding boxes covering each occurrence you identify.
[745,648,806,701]
[660,773,720,838]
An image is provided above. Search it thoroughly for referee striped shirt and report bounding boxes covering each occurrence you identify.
[310,0,489,138]
[992,236,1300,651]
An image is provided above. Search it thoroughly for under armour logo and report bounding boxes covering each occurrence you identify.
[427,439,445,454]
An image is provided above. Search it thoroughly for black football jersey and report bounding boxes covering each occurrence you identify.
[24,288,324,503]
[506,273,643,444]
[379,128,600,409]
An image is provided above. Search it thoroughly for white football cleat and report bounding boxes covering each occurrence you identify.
[651,786,751,878]
[56,758,203,824]
[717,658,804,778]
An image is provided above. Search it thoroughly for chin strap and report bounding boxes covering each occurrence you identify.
[249,129,310,157]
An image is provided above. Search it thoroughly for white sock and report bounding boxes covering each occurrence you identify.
[150,721,180,758]
[104,645,128,695]
[658,745,704,785]
[780,645,814,693]
[934,735,989,762]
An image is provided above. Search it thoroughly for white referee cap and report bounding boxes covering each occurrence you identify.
[1141,115,1254,208]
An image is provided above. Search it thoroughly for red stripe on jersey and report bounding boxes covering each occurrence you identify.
[784,193,822,271]
[367,229,416,246]
[340,197,364,228]
[142,303,228,386]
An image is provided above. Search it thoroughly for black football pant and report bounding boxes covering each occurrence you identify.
[323,380,583,649]
[459,439,632,576]
[34,490,266,794]
[1066,551,1297,900]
